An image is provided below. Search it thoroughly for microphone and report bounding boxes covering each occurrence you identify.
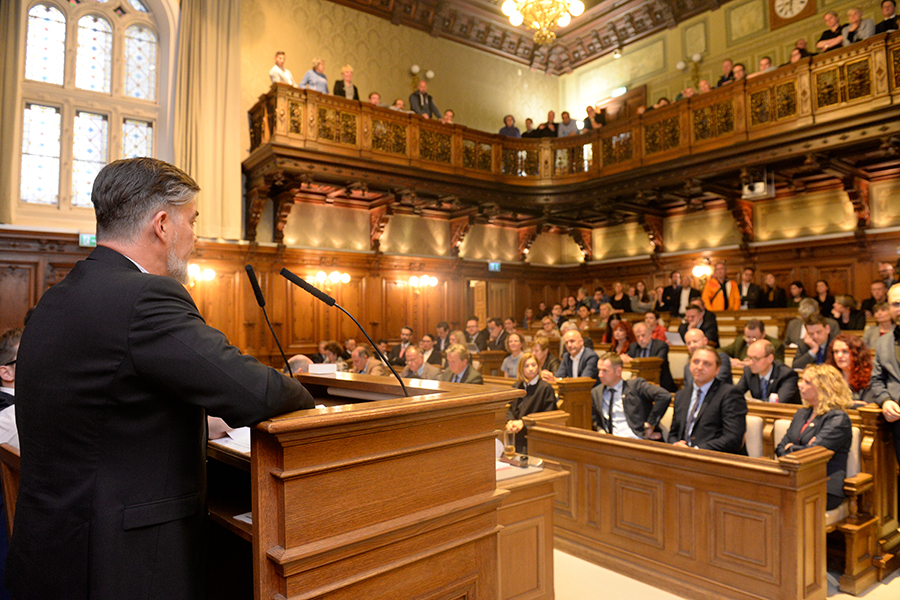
[280,268,409,397]
[245,265,293,378]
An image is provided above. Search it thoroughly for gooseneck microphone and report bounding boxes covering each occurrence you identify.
[280,268,409,397]
[245,265,293,379]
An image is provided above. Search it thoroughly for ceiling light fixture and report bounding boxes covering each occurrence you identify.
[501,0,585,45]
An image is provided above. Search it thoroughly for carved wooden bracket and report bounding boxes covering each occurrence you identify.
[725,196,753,251]
[844,176,871,251]
[569,227,593,260]
[517,225,539,261]
[369,204,392,252]
[450,215,472,257]
[638,214,664,254]
[245,178,271,242]
[273,188,299,245]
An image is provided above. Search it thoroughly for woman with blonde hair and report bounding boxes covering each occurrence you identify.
[775,364,853,510]
[540,316,560,339]
[505,352,557,453]
[333,64,359,100]
[299,57,328,93]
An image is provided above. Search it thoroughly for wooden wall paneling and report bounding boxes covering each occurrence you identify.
[812,266,853,296]
[336,278,362,344]
[472,280,487,323]
[0,261,39,332]
[188,265,242,350]
[382,277,410,341]
[283,275,322,353]
[420,283,445,336]
[487,281,511,320]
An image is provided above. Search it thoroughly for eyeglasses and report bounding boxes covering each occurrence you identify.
[745,355,767,362]
[3,359,15,367]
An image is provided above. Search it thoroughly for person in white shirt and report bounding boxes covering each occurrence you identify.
[0,328,22,448]
[268,51,297,87]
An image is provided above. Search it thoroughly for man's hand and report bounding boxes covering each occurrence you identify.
[506,419,524,433]
[883,399,900,422]
[644,427,661,440]
[730,357,748,368]
[802,332,819,355]
[541,369,557,384]
[673,440,689,447]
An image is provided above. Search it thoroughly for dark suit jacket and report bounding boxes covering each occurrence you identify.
[409,90,440,118]
[735,361,800,404]
[678,310,719,346]
[9,246,312,600]
[664,285,701,315]
[439,364,483,384]
[508,380,557,453]
[332,80,359,100]
[424,349,443,366]
[467,329,489,352]
[836,310,866,331]
[591,377,671,436]
[626,340,675,392]
[667,379,747,453]
[400,362,442,380]
[758,285,787,308]
[436,335,451,353]
[555,347,599,384]
[721,334,784,362]
[738,282,761,308]
[387,342,410,366]
[538,353,560,375]
[487,330,509,352]
[776,408,851,503]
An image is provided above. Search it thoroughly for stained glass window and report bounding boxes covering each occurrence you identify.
[25,5,66,85]
[122,119,153,158]
[128,0,149,12]
[124,26,157,100]
[75,15,112,93]
[72,111,109,207]
[21,104,61,204]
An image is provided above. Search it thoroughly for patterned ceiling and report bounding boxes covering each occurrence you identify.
[322,0,731,75]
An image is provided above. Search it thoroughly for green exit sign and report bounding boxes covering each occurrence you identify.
[79,233,96,247]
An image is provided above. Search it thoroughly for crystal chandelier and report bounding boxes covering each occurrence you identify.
[501,0,585,45]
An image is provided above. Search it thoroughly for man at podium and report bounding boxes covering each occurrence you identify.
[8,158,314,600]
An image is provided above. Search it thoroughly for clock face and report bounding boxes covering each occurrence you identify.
[774,0,808,18]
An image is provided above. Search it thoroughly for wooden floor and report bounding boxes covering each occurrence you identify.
[553,549,900,600]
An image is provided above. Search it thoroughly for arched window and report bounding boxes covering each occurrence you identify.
[18,1,160,214]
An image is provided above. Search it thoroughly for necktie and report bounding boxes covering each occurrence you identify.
[453,373,460,383]
[604,388,614,433]
[760,377,768,399]
[685,387,704,443]
[642,347,649,358]
[400,344,407,358]
[816,346,825,364]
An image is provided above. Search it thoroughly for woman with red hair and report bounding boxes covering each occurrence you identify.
[607,320,637,356]
[825,333,874,406]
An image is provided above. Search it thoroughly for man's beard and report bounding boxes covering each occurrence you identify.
[167,229,189,284]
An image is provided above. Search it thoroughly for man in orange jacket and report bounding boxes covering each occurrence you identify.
[702,261,741,311]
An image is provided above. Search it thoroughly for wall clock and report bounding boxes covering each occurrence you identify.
[770,0,817,30]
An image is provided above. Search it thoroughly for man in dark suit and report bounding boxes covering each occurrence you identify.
[623,322,676,392]
[876,0,898,33]
[465,317,489,351]
[668,346,747,453]
[542,329,599,386]
[439,344,483,384]
[738,267,761,309]
[435,321,451,353]
[682,329,732,389]
[783,298,839,347]
[870,283,900,468]
[400,347,441,380]
[420,333,443,366]
[592,352,671,439]
[409,80,440,119]
[678,301,719,347]
[387,326,413,366]
[792,314,836,370]
[8,158,314,600]
[485,317,508,352]
[735,340,800,403]
[664,271,701,316]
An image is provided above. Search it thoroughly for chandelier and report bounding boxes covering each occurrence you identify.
[501,0,585,45]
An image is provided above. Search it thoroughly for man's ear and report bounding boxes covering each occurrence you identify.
[0,365,12,386]
[149,209,170,243]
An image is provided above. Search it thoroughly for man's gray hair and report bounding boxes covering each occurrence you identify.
[92,158,200,243]
[798,297,819,318]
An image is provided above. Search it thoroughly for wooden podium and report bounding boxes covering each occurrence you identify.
[208,373,524,600]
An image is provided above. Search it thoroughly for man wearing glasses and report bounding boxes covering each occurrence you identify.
[721,319,785,368]
[735,339,800,403]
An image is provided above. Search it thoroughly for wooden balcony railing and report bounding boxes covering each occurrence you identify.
[247,32,900,186]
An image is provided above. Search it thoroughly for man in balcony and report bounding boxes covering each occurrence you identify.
[409,80,440,119]
[716,58,734,87]
[842,7,875,45]
[816,12,845,52]
[535,110,558,138]
[268,51,297,87]
[876,0,898,33]
[702,261,740,312]
[558,111,578,136]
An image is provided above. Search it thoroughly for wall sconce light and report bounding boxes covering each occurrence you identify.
[315,270,351,286]
[409,275,438,287]
[187,263,215,287]
[410,64,435,87]
[691,258,712,279]
[676,53,703,86]
[613,48,621,59]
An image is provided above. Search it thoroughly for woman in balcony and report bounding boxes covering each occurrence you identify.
[826,334,874,406]
[333,64,359,100]
[815,279,835,318]
[776,364,852,510]
[299,57,328,94]
[630,281,653,314]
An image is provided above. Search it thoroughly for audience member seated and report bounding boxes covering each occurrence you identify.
[465,317,489,351]
[499,115,521,138]
[285,354,312,375]
[540,316,561,339]
[591,287,610,311]
[323,340,349,371]
[558,111,578,136]
[758,273,787,308]
[439,109,455,125]
[561,321,594,350]
[600,314,622,345]
[535,110,558,137]
[669,346,747,454]
[842,7,875,45]
[748,56,775,78]
[501,333,525,378]
[682,329,732,388]
[679,300,720,347]
[532,335,561,374]
[486,317,509,352]
[582,105,605,131]
[735,339,801,404]
[787,280,807,308]
[448,329,466,348]
[630,280,653,313]
[861,279,888,317]
[389,98,407,112]
[595,303,613,329]
[737,266,761,309]
[716,58,734,87]
[420,333,442,366]
[793,314,838,370]
[815,279,835,317]
[784,298,840,347]
[575,287,593,311]
[299,57,328,93]
[506,353,557,453]
[781,47,811,67]
[731,63,747,81]
[503,317,518,335]
[550,303,566,328]
[776,364,853,510]
[536,301,550,319]
[0,328,21,448]
[376,339,389,358]
[876,0,899,33]
[561,295,578,317]
[269,51,297,86]
[350,346,386,376]
[409,80,440,119]
[388,326,413,366]
[367,91,381,105]
[863,302,893,348]
[311,340,327,363]
[435,322,451,352]
[880,260,900,288]
[592,352,671,439]
[439,344,483,384]
[400,346,441,380]
[333,64,359,100]
[644,311,668,342]
[608,281,631,313]
[817,12,845,52]
[702,261,740,311]
[521,307,535,329]
[870,282,900,471]
[521,118,538,138]
[698,79,712,93]
[607,321,636,356]
[623,322,676,391]
[722,319,785,367]
[832,295,866,331]
[542,329,599,386]
[576,305,593,331]
[825,334,874,405]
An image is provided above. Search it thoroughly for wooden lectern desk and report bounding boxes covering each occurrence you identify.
[207,373,525,600]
